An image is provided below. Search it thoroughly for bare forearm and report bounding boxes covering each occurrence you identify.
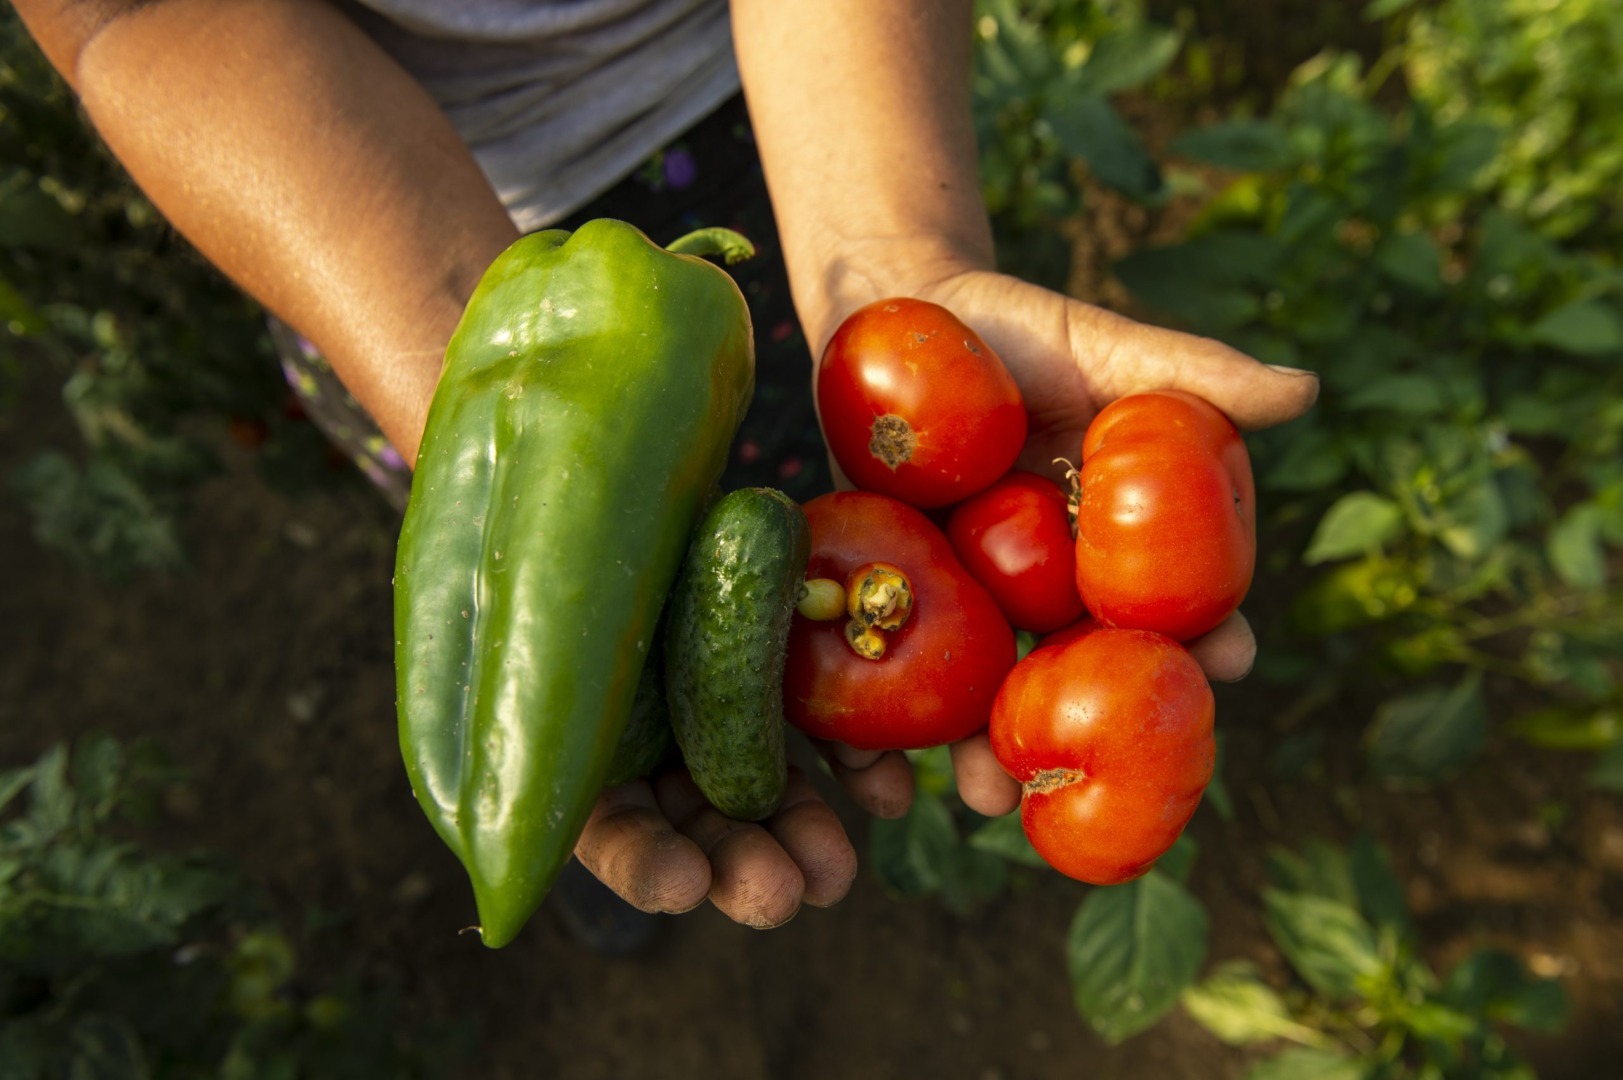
[730,0,993,351]
[15,0,518,463]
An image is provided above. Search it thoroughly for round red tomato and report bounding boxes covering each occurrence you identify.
[990,627,1214,885]
[784,490,1016,750]
[1074,390,1255,642]
[945,471,1086,634]
[817,298,1027,509]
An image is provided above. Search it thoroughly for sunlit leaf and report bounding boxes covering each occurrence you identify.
[1303,493,1404,565]
[1072,24,1183,95]
[1171,120,1294,172]
[1245,1046,1366,1080]
[1547,504,1608,588]
[1528,300,1623,357]
[1068,870,1208,1043]
[1182,962,1306,1045]
[1262,890,1383,999]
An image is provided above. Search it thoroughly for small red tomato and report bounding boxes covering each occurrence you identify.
[817,298,1027,508]
[1074,390,1255,641]
[946,471,1086,634]
[784,490,1016,750]
[990,628,1214,885]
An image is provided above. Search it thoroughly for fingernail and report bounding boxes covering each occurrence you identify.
[1265,363,1317,377]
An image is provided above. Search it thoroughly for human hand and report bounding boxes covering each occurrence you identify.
[571,763,859,928]
[807,266,1320,819]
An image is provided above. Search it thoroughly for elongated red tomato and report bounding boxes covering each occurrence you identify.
[990,627,1214,885]
[1074,390,1255,641]
[784,491,1016,750]
[946,471,1086,634]
[817,298,1027,508]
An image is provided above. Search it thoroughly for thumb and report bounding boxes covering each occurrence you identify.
[1088,306,1319,431]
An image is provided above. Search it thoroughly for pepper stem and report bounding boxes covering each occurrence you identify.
[666,227,757,266]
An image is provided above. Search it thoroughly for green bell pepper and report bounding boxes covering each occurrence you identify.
[394,219,755,947]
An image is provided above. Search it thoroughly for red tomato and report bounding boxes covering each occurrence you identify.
[817,298,1027,509]
[1074,390,1255,641]
[990,628,1214,885]
[784,491,1017,750]
[946,471,1086,634]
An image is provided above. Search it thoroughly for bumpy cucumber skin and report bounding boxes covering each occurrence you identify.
[665,488,810,821]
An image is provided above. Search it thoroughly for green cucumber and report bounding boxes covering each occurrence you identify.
[664,487,810,820]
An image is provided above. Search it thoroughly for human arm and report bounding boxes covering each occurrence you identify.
[11,0,519,464]
[729,0,1320,814]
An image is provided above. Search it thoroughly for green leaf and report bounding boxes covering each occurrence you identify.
[1437,477,1509,561]
[1245,1045,1367,1080]
[1204,733,1235,822]
[1590,743,1623,792]
[1509,705,1621,751]
[1182,962,1307,1045]
[1072,24,1183,95]
[1528,300,1623,357]
[869,789,958,898]
[1499,393,1570,437]
[1067,870,1209,1043]
[0,764,34,816]
[1366,673,1487,782]
[0,275,48,335]
[1171,120,1294,172]
[0,183,81,252]
[1348,834,1412,941]
[1155,834,1198,884]
[1262,890,1384,999]
[1443,949,1570,1033]
[72,733,125,823]
[966,812,1047,868]
[1267,840,1356,907]
[1043,93,1162,198]
[1373,231,1443,294]
[1263,425,1349,493]
[1340,373,1450,415]
[1547,504,1608,588]
[1303,492,1404,565]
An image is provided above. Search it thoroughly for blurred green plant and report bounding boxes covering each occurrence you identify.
[871,745,1220,1044]
[1,10,341,579]
[972,0,1182,288]
[1395,0,1623,244]
[1183,836,1568,1079]
[1117,48,1622,786]
[0,734,469,1077]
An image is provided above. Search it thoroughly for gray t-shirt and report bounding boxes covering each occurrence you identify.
[342,0,739,231]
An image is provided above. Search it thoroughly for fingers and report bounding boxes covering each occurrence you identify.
[765,769,859,908]
[950,734,1021,817]
[1077,304,1320,431]
[1185,610,1256,682]
[818,740,915,819]
[654,771,806,929]
[573,781,711,915]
